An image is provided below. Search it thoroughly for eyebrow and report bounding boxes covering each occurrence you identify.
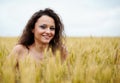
[41,24,55,27]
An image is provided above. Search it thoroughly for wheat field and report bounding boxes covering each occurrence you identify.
[0,37,120,83]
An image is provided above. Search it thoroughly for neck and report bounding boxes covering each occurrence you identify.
[32,41,49,53]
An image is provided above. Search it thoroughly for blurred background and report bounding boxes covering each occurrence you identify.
[0,0,120,37]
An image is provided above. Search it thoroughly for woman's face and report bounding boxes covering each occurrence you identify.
[32,15,55,44]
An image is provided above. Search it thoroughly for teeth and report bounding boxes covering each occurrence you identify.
[43,35,50,39]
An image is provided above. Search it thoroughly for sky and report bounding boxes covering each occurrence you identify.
[0,0,120,37]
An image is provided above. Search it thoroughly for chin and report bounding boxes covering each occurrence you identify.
[41,38,53,44]
[42,40,51,44]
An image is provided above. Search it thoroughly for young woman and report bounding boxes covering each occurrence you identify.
[10,8,68,64]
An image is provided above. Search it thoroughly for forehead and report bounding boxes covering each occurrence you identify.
[36,15,55,26]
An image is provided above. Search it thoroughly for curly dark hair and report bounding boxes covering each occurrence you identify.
[18,8,65,53]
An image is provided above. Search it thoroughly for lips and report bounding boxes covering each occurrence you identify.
[42,35,51,40]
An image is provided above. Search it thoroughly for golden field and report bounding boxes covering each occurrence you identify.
[0,37,120,83]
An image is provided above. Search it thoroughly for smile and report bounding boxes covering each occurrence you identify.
[42,35,51,39]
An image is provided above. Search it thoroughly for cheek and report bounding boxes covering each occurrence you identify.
[36,28,43,34]
[53,31,55,36]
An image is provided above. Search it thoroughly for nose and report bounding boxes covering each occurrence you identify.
[45,28,51,33]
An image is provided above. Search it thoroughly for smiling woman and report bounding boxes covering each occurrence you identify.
[9,8,68,65]
[33,15,55,44]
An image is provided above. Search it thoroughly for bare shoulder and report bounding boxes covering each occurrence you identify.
[11,44,28,56]
[61,44,68,53]
[60,44,68,60]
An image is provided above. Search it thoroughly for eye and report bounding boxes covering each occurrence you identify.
[50,27,55,31]
[39,25,46,29]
